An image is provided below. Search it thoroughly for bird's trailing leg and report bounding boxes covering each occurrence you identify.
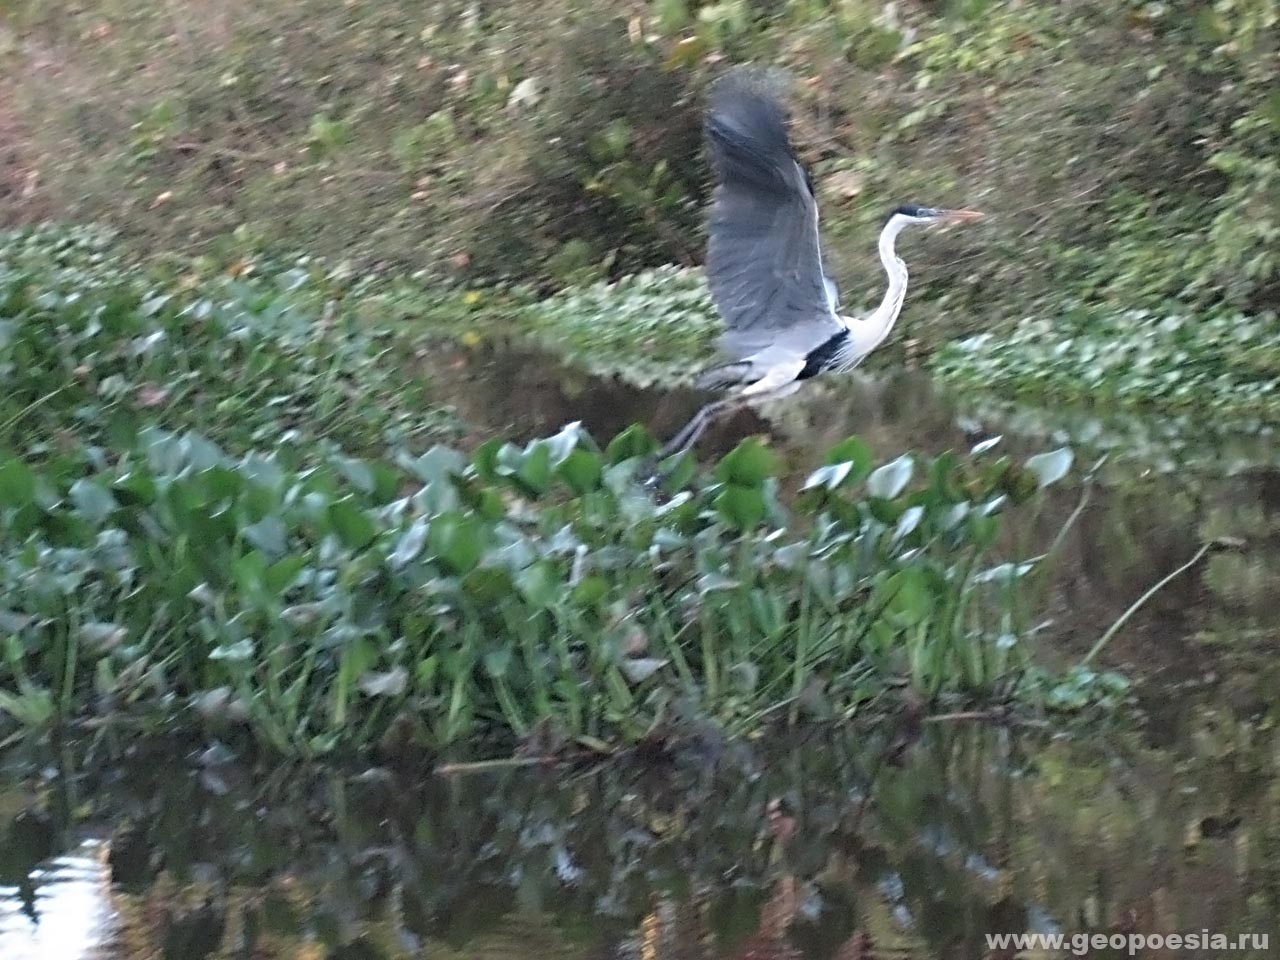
[643,362,805,489]
[658,398,736,461]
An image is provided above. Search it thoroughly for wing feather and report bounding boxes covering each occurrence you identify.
[703,72,843,364]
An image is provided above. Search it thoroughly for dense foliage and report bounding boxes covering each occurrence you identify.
[3,0,1275,318]
[0,227,1109,757]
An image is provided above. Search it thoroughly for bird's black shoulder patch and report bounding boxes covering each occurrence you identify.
[798,329,851,379]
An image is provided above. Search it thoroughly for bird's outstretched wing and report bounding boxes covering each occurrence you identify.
[703,71,844,367]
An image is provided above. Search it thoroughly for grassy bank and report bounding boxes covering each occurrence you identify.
[0,227,1122,758]
[2,0,1275,321]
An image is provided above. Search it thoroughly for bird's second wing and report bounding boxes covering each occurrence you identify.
[703,74,844,364]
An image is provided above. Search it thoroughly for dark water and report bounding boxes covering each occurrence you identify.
[3,343,1279,959]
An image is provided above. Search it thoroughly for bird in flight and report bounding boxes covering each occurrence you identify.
[655,69,984,464]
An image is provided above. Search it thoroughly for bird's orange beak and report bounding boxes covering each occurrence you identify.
[937,209,985,223]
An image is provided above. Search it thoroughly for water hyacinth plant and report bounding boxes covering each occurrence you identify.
[0,414,1073,757]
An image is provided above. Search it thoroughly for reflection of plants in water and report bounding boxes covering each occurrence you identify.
[3,715,1277,959]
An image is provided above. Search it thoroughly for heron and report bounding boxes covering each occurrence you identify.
[653,71,984,466]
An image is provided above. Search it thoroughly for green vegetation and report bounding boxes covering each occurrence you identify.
[0,227,1119,757]
[0,224,461,463]
[934,307,1280,416]
[3,0,1275,326]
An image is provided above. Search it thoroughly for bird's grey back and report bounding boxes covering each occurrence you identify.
[703,69,843,366]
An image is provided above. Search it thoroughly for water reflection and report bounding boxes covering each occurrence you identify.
[1,715,1277,959]
[0,838,118,960]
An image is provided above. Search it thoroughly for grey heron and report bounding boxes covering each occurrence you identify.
[654,71,984,465]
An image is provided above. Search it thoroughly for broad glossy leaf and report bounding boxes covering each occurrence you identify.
[336,456,375,494]
[428,512,485,575]
[472,437,502,481]
[544,420,589,465]
[971,435,1003,454]
[885,568,932,625]
[714,437,776,488]
[891,505,926,544]
[515,443,552,495]
[0,460,37,508]
[620,657,668,684]
[327,499,378,551]
[244,515,287,556]
[516,560,560,608]
[823,436,873,479]
[209,639,255,661]
[78,622,126,649]
[408,445,468,485]
[359,668,408,698]
[557,448,602,494]
[390,518,429,568]
[265,555,306,595]
[714,485,766,530]
[69,478,116,524]
[803,461,852,492]
[605,424,657,464]
[1025,447,1073,488]
[975,560,1038,584]
[867,455,914,500]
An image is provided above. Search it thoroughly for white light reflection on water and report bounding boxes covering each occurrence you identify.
[0,838,118,960]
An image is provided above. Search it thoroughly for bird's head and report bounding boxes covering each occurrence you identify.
[889,204,985,227]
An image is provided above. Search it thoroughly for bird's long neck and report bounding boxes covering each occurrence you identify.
[845,214,910,357]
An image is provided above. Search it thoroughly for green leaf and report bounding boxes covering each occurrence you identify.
[658,450,696,491]
[557,448,602,494]
[409,445,468,485]
[69,478,117,524]
[714,484,766,530]
[0,460,37,508]
[472,437,502,481]
[605,424,657,464]
[516,560,560,608]
[823,437,872,477]
[359,668,408,698]
[391,518,429,568]
[462,567,515,604]
[867,454,914,499]
[885,568,932,625]
[620,657,668,685]
[244,515,287,556]
[428,512,485,575]
[1025,448,1073,488]
[515,442,553,495]
[891,505,925,544]
[210,639,255,662]
[265,555,306,595]
[803,461,852,492]
[571,575,609,605]
[327,499,378,550]
[484,646,513,679]
[544,420,590,465]
[967,513,998,550]
[336,456,376,494]
[715,437,776,488]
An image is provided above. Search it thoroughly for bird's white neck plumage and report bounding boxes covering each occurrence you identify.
[842,213,912,359]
